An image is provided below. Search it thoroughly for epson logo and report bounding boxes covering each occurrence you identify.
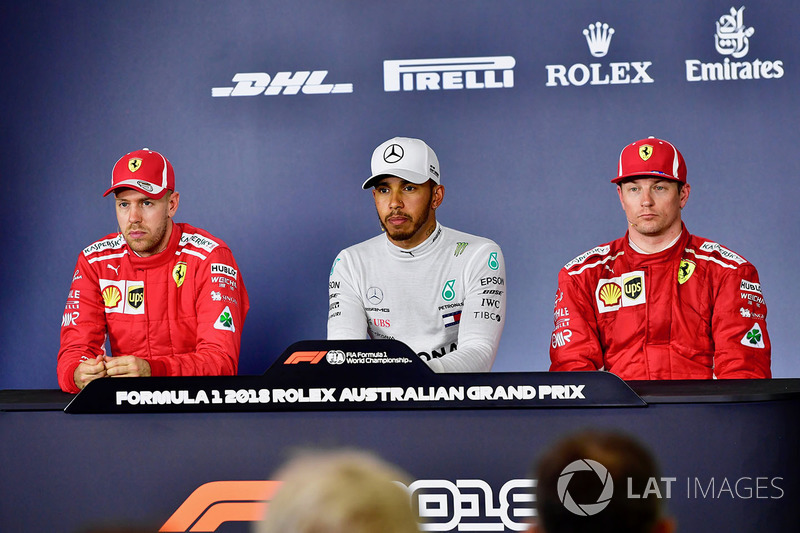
[212,71,353,97]
[384,56,515,92]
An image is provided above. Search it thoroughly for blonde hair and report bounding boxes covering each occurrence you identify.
[255,450,419,533]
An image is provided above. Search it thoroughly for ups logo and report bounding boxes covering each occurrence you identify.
[624,276,643,300]
[127,286,144,309]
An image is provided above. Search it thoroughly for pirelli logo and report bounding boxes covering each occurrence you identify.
[160,480,281,531]
[384,56,515,92]
[283,351,327,364]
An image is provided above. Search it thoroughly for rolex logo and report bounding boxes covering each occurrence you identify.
[583,21,615,58]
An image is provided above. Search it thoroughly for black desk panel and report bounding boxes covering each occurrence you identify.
[2,343,797,532]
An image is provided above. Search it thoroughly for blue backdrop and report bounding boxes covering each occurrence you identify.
[1,0,797,389]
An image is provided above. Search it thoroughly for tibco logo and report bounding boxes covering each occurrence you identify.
[213,71,353,97]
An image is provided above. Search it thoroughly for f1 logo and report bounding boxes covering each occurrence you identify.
[160,481,281,531]
[283,351,326,364]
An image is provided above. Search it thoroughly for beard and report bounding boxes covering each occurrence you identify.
[379,208,431,243]
[123,222,169,256]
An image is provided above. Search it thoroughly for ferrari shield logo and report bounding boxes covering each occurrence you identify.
[638,145,653,161]
[678,259,696,284]
[172,262,187,288]
[128,157,143,172]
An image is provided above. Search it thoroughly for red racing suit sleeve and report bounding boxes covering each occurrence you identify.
[57,255,108,393]
[146,246,249,378]
[711,263,771,378]
[549,268,604,372]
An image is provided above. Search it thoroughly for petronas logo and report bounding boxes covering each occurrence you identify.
[441,279,456,301]
[488,252,499,271]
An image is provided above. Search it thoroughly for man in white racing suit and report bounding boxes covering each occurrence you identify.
[327,137,506,372]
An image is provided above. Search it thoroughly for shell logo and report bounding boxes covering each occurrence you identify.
[102,285,122,308]
[598,282,622,306]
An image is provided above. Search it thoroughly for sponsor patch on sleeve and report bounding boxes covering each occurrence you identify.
[739,279,762,294]
[214,306,236,332]
[740,322,765,348]
[564,245,610,270]
[180,233,220,253]
[699,242,746,265]
[210,263,237,279]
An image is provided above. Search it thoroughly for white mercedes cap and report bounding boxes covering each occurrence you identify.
[362,137,441,189]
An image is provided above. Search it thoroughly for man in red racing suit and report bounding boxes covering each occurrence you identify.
[550,138,770,379]
[58,149,249,393]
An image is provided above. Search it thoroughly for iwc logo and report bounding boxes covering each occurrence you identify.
[383,144,404,163]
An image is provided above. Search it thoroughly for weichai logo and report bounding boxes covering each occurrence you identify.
[160,480,281,531]
[283,351,327,364]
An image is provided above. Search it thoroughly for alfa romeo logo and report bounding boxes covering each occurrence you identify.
[383,143,404,163]
[557,459,614,516]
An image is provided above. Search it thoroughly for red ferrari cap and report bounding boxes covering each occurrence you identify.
[613,137,686,184]
[104,148,175,198]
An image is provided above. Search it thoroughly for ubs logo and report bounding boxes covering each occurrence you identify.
[127,286,144,309]
[383,144,404,163]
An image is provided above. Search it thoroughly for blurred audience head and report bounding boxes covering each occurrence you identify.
[531,429,675,533]
[255,449,419,533]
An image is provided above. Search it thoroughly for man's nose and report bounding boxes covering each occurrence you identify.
[389,190,404,208]
[128,205,142,222]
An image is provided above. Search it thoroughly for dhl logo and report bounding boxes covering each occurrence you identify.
[283,350,326,364]
[160,480,281,532]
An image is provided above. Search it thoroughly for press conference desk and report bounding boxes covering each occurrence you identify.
[2,342,798,532]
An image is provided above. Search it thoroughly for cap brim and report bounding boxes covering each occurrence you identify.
[362,170,433,189]
[103,179,169,199]
[611,171,685,184]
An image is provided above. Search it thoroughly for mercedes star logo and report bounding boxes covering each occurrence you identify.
[367,287,384,304]
[383,144,404,164]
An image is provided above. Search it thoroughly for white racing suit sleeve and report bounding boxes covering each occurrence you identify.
[327,251,368,340]
[427,244,506,373]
